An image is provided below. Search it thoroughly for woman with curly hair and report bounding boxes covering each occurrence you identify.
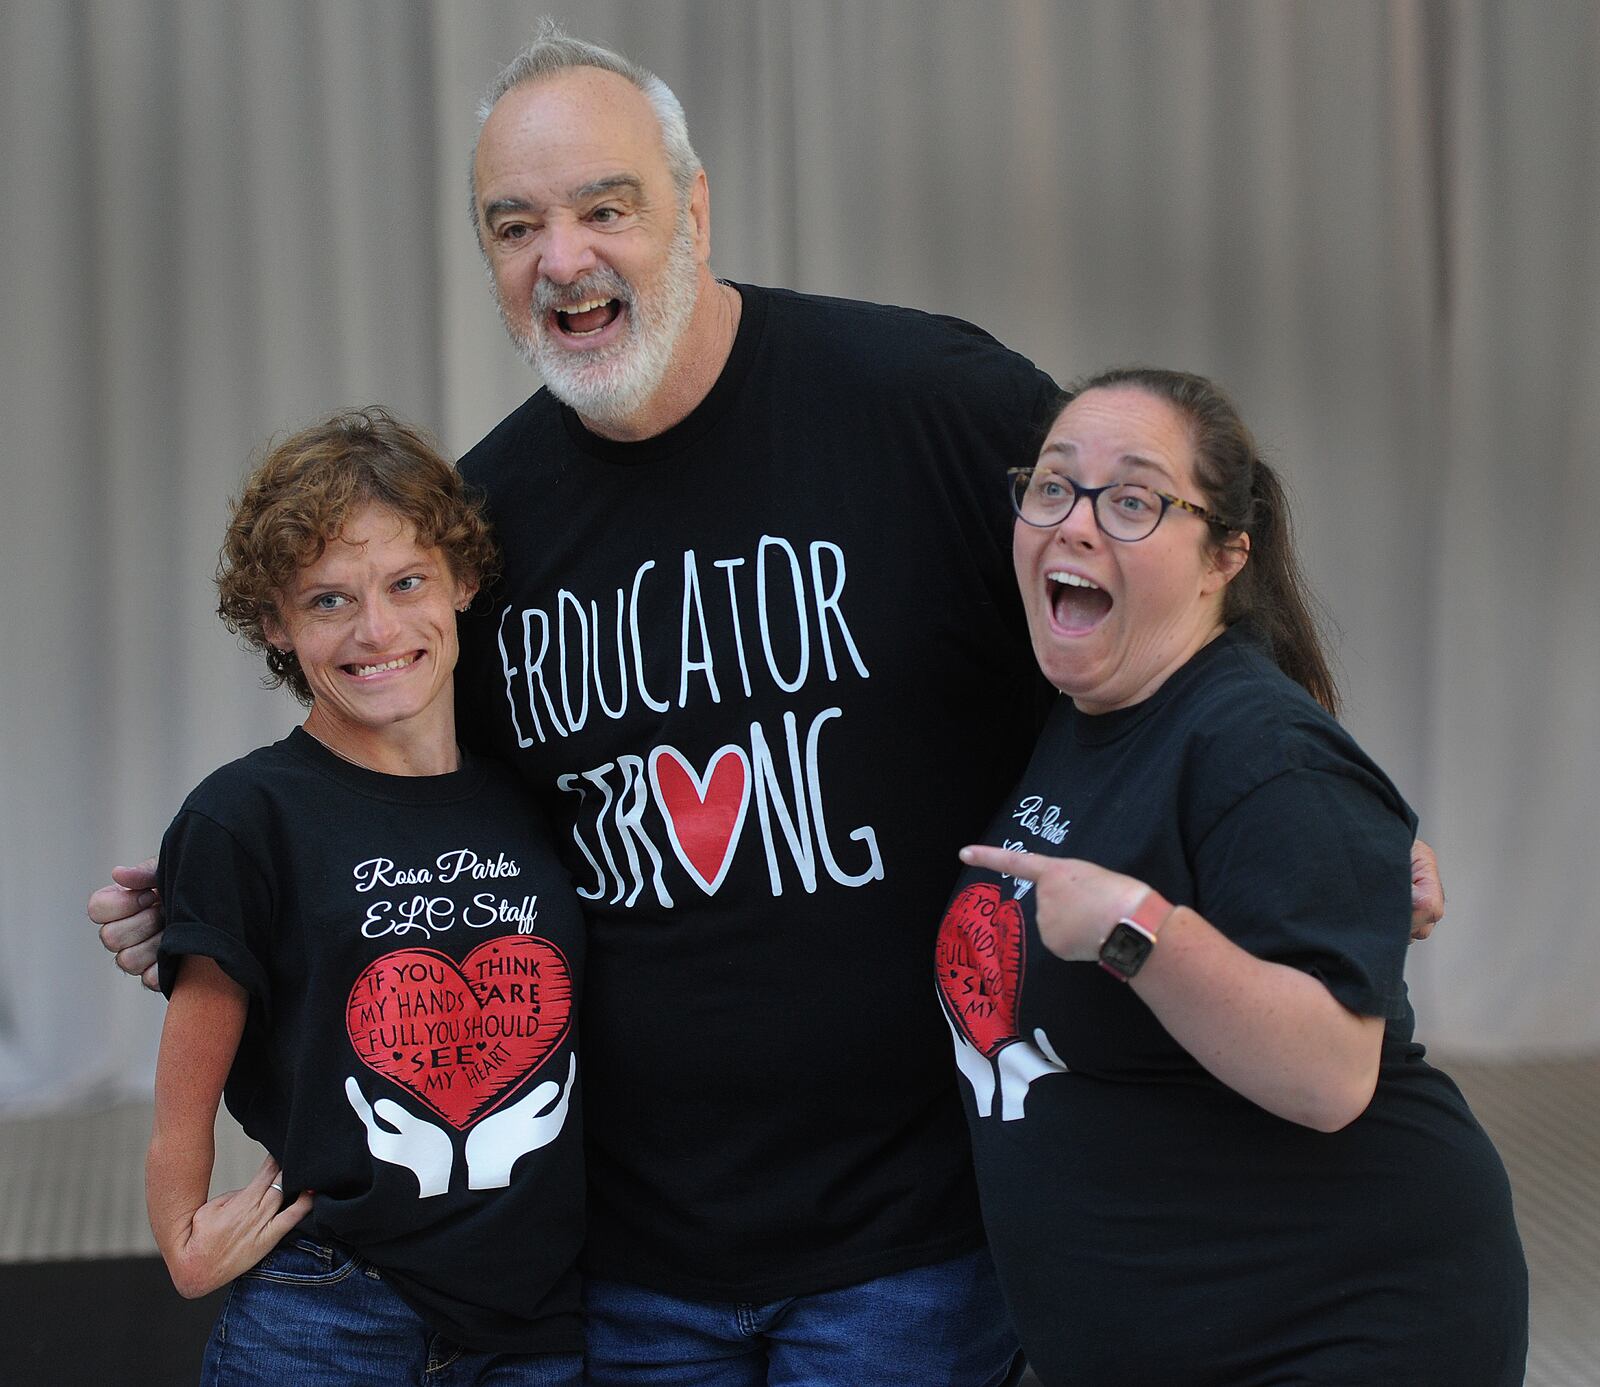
[146,409,585,1385]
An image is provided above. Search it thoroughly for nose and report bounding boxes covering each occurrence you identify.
[355,594,403,648]
[536,218,599,285]
[1054,491,1102,547]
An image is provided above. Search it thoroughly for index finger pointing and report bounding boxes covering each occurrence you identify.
[959,844,1041,880]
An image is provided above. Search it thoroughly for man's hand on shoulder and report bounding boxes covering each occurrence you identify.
[1409,838,1444,942]
[88,857,165,990]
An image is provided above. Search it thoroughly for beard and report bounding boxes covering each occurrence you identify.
[501,208,701,427]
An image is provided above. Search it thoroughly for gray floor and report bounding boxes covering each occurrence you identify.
[0,1057,1593,1384]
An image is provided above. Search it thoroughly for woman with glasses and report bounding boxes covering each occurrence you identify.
[936,367,1527,1385]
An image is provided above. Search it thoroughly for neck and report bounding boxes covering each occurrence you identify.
[303,706,461,777]
[1070,616,1230,717]
[579,274,742,442]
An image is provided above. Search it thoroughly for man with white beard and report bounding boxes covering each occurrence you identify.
[95,22,1444,1387]
[491,161,703,429]
[451,34,1048,1384]
[471,33,739,444]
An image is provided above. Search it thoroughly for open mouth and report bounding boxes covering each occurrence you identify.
[344,651,423,679]
[550,297,623,339]
[1047,571,1112,635]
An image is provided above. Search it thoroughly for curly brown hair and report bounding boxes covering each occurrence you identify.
[216,408,499,705]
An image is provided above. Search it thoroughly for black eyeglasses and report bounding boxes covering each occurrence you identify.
[1007,468,1230,542]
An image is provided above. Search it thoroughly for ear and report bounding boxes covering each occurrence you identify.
[453,575,479,613]
[262,612,291,654]
[688,169,712,263]
[1202,531,1250,596]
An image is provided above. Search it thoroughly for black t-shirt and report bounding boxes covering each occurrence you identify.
[455,283,1059,1299]
[156,729,585,1354]
[938,627,1527,1385]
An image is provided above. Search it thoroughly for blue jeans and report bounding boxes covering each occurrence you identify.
[200,1236,583,1386]
[583,1247,1024,1386]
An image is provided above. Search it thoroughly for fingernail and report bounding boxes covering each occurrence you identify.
[137,891,156,907]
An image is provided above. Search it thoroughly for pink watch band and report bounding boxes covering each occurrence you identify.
[1125,889,1174,937]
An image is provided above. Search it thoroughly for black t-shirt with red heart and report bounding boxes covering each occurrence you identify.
[937,625,1528,1385]
[453,283,1059,1300]
[157,728,584,1353]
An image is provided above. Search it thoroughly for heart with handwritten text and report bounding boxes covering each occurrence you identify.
[345,936,572,1129]
[935,882,1025,1057]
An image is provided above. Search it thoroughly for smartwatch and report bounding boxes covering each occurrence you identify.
[1097,889,1174,982]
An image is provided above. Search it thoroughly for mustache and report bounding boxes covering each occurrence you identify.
[533,268,635,314]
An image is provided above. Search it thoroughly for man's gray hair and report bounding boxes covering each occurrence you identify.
[469,18,703,238]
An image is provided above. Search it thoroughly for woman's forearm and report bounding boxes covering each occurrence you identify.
[957,847,1386,1131]
[146,1121,221,1287]
[1133,905,1383,1131]
[147,956,250,1295]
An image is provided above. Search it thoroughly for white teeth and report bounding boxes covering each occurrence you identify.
[352,655,416,677]
[1048,572,1101,590]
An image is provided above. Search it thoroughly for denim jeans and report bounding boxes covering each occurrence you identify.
[583,1247,1025,1386]
[200,1236,584,1386]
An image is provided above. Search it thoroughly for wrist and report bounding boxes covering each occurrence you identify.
[1098,887,1175,982]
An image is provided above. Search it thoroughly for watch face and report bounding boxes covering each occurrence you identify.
[1100,921,1155,979]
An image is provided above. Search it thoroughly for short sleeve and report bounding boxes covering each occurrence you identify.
[1193,766,1416,1018]
[156,809,275,1010]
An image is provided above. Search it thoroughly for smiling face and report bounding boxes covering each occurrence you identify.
[1015,385,1248,713]
[264,503,474,766]
[473,68,710,430]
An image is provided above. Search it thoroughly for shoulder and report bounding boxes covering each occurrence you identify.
[1176,633,1414,829]
[1164,633,1414,819]
[752,284,1057,408]
[158,743,303,920]
[173,738,308,826]
[458,389,564,491]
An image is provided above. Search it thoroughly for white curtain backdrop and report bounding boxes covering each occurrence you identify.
[3,0,1596,1112]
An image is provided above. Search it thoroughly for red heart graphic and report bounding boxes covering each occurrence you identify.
[649,744,751,893]
[935,882,1025,1058]
[345,935,573,1129]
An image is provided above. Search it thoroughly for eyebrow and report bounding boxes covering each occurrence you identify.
[481,173,646,228]
[293,554,439,591]
[481,195,536,225]
[574,173,644,201]
[1038,443,1175,484]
